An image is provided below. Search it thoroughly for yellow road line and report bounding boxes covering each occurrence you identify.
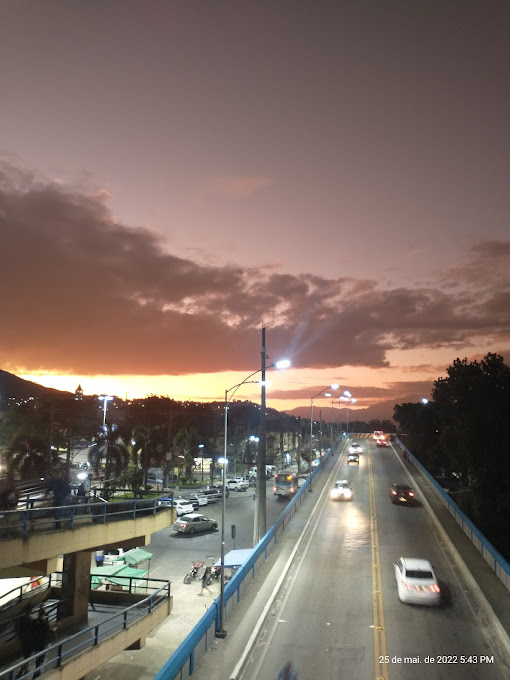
[369,453,388,680]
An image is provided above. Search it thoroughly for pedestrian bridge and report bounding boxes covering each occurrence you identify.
[0,499,175,679]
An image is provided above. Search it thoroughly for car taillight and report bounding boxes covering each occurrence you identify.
[402,581,412,590]
[391,490,397,495]
[408,491,414,497]
[429,584,440,592]
[273,487,277,492]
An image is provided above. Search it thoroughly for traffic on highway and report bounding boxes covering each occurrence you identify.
[183,438,510,680]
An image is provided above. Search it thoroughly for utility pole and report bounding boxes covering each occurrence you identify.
[319,409,323,458]
[253,327,267,546]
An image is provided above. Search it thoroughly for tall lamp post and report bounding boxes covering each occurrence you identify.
[309,384,339,492]
[216,357,289,639]
[339,391,356,436]
[98,395,113,431]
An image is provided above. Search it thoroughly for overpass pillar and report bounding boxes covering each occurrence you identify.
[61,551,91,624]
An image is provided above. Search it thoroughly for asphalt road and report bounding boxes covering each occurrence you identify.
[236,440,509,680]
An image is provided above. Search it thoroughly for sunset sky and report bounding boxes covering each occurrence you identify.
[1,1,508,414]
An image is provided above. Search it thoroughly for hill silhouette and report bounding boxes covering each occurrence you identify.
[0,369,73,407]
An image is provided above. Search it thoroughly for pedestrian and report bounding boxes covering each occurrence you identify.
[198,565,212,595]
[47,471,71,529]
[95,550,104,568]
[32,606,54,679]
[16,605,35,678]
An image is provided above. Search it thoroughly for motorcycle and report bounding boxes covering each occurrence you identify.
[183,560,204,584]
[206,566,221,585]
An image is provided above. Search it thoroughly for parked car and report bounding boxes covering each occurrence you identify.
[390,483,416,504]
[330,480,353,501]
[183,492,208,510]
[227,479,249,492]
[158,497,194,515]
[173,513,218,534]
[394,557,441,605]
[103,548,126,566]
[202,485,230,502]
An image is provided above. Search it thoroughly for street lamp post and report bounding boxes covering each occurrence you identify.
[309,384,339,492]
[339,392,356,437]
[98,395,113,431]
[216,356,290,639]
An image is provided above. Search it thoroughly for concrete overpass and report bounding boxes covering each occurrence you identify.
[0,499,175,679]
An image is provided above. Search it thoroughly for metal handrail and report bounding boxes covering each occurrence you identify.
[0,577,171,680]
[0,496,173,540]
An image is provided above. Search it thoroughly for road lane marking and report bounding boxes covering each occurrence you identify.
[369,452,388,680]
[231,455,342,680]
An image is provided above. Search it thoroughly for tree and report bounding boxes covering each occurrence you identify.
[393,401,441,469]
[432,353,510,554]
[1,401,56,479]
[173,426,203,480]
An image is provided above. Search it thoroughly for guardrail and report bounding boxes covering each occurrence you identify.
[0,577,171,680]
[153,441,341,680]
[394,437,510,592]
[0,496,173,540]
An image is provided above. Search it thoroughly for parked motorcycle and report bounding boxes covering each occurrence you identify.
[183,560,204,584]
[206,566,221,585]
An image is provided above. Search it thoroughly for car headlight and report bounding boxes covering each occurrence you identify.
[343,490,352,498]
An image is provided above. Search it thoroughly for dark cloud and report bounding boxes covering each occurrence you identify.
[1,161,508,376]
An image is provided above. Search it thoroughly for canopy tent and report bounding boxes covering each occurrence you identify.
[90,564,126,577]
[104,565,148,586]
[213,548,253,568]
[91,575,102,589]
[122,548,153,565]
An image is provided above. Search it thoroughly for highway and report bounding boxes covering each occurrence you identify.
[234,440,509,680]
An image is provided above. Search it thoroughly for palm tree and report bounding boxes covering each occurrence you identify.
[173,426,202,481]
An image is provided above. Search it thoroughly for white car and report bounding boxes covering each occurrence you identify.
[227,479,249,492]
[394,557,441,606]
[185,492,209,509]
[348,443,362,455]
[158,497,194,516]
[330,480,353,501]
[103,548,126,566]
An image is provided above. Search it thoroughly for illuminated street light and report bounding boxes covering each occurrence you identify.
[217,354,290,639]
[309,384,340,492]
[339,394,356,436]
[98,395,113,430]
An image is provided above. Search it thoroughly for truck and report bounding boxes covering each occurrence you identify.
[248,465,277,479]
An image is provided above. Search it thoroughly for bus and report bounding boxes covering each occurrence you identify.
[273,469,299,498]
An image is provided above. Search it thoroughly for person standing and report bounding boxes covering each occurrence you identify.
[198,565,212,595]
[47,471,71,529]
[95,550,104,568]
[32,607,54,679]
[16,606,35,678]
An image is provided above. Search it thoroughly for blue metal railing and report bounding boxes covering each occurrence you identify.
[0,577,171,680]
[0,496,173,540]
[394,437,510,590]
